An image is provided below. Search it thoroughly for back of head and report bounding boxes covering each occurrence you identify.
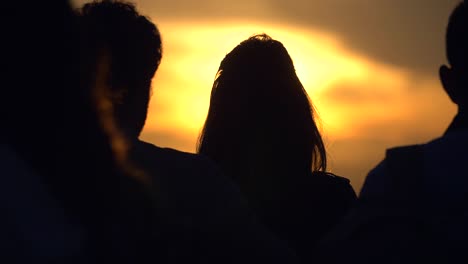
[444,1,468,104]
[447,1,468,70]
[198,34,326,184]
[79,0,162,138]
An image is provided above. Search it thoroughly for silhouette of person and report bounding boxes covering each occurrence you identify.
[197,34,357,261]
[0,2,90,262]
[317,1,468,263]
[78,1,300,263]
[1,1,168,263]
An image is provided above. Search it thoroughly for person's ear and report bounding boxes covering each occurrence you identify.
[440,65,459,105]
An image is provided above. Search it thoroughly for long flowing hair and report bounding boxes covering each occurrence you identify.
[198,34,326,186]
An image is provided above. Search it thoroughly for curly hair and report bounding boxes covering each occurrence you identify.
[79,0,162,137]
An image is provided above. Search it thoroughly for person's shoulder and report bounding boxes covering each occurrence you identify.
[132,140,224,184]
[309,172,357,199]
[132,141,252,220]
[424,130,468,153]
[0,144,86,259]
[310,171,352,187]
[134,140,213,165]
[359,160,389,198]
[360,144,422,199]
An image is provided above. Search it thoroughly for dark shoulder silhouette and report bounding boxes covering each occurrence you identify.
[198,34,356,261]
[318,2,468,263]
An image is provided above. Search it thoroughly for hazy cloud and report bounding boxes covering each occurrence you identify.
[322,83,392,105]
[268,0,460,75]
[73,0,461,76]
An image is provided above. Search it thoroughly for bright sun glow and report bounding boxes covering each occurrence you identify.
[72,0,458,192]
[140,20,456,191]
[142,20,412,148]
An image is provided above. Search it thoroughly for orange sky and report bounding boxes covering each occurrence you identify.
[73,0,460,192]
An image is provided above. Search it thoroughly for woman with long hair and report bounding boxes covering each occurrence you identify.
[198,34,356,260]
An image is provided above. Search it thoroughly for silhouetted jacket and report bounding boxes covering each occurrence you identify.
[362,113,468,199]
[0,144,85,263]
[251,171,356,261]
[318,113,468,263]
[359,113,468,261]
[130,140,300,263]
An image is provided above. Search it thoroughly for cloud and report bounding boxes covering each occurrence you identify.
[268,0,460,75]
[74,0,460,75]
[321,84,392,105]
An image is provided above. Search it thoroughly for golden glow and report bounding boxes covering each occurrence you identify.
[143,21,414,145]
[140,20,456,191]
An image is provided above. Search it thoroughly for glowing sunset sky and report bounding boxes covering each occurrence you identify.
[74,0,460,191]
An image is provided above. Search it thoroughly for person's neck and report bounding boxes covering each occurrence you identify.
[458,105,467,118]
[446,106,468,134]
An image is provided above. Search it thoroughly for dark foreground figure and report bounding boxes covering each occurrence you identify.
[198,34,356,262]
[318,1,468,263]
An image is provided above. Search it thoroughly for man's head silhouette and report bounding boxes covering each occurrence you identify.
[79,0,162,138]
[440,0,467,109]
